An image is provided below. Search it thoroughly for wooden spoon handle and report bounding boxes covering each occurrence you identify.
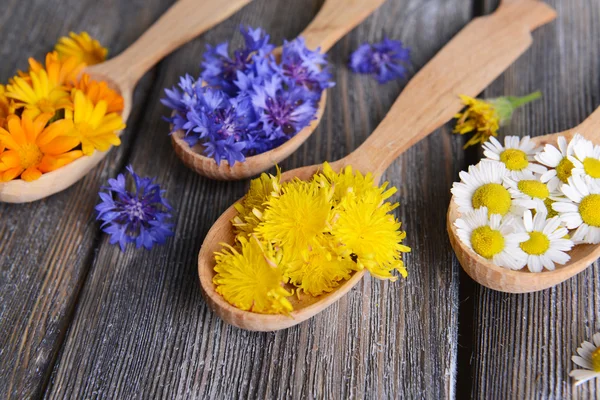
[300,0,386,52]
[574,107,600,141]
[337,0,556,178]
[89,0,252,89]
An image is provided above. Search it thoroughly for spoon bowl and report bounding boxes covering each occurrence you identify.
[0,0,252,203]
[197,0,557,331]
[171,0,388,181]
[447,108,600,293]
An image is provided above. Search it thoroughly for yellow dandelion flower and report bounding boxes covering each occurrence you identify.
[313,162,396,206]
[233,168,281,238]
[76,73,124,114]
[0,113,81,182]
[55,32,107,66]
[213,236,292,314]
[64,90,125,155]
[5,68,72,118]
[256,179,334,256]
[28,52,85,88]
[333,198,410,280]
[454,91,541,148]
[285,242,356,296]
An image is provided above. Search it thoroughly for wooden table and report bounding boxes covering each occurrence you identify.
[1,0,599,398]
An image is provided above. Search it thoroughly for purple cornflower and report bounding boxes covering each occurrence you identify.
[251,76,316,140]
[349,38,410,83]
[96,166,174,252]
[279,37,334,95]
[201,26,274,96]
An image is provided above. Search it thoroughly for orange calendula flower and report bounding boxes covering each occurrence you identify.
[55,32,107,66]
[5,68,72,118]
[76,73,124,113]
[28,52,85,88]
[64,90,125,155]
[0,85,14,130]
[0,113,82,182]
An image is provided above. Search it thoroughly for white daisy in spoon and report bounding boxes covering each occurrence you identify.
[454,207,528,270]
[483,135,546,179]
[570,333,600,386]
[451,160,517,216]
[513,210,573,272]
[568,135,600,182]
[503,172,558,214]
[535,134,585,192]
[553,174,600,244]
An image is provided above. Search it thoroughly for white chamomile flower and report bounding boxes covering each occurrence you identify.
[568,135,600,181]
[553,174,600,244]
[451,160,515,216]
[454,207,528,269]
[503,172,563,216]
[535,134,585,192]
[483,135,546,179]
[513,210,573,272]
[570,333,600,386]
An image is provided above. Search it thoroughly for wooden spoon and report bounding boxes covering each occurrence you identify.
[197,0,557,331]
[170,0,387,181]
[0,0,252,203]
[448,107,600,293]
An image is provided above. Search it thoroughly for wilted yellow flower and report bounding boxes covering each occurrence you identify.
[55,32,107,66]
[454,91,541,148]
[213,236,292,314]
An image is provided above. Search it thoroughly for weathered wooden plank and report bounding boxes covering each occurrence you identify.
[470,0,600,398]
[45,0,472,398]
[0,0,175,398]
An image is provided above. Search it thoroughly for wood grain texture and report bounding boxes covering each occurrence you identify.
[42,0,471,398]
[0,0,175,398]
[469,0,600,398]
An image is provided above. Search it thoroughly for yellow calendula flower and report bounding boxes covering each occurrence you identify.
[256,179,334,257]
[333,198,410,280]
[285,242,356,296]
[76,73,124,114]
[0,85,15,130]
[213,236,292,314]
[0,113,81,182]
[28,52,85,88]
[233,168,281,239]
[5,68,72,118]
[55,32,108,66]
[454,91,541,148]
[64,90,125,155]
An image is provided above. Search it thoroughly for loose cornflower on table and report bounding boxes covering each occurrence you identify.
[452,133,600,273]
[214,162,410,314]
[348,38,410,83]
[161,26,334,165]
[96,166,174,251]
[0,32,126,182]
[453,91,541,148]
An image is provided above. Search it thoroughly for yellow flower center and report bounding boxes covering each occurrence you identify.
[556,157,574,183]
[517,180,549,199]
[519,231,550,255]
[471,226,505,259]
[500,149,529,171]
[472,183,511,215]
[37,98,56,114]
[18,143,43,169]
[544,198,558,218]
[583,158,600,179]
[592,347,600,372]
[579,194,600,227]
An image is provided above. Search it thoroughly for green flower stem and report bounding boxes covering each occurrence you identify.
[491,90,542,125]
[506,90,542,109]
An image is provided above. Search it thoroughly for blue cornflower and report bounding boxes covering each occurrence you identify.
[251,76,316,141]
[161,74,197,132]
[96,166,174,252]
[183,86,254,164]
[349,38,410,83]
[279,37,334,94]
[201,26,274,95]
